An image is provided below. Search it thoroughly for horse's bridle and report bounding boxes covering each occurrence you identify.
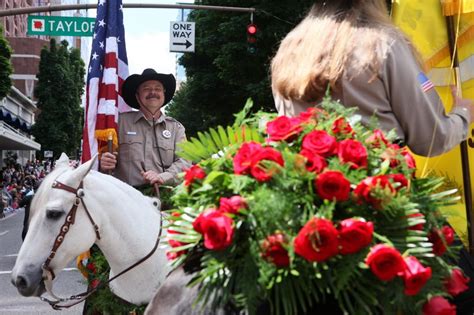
[39,178,163,310]
[41,180,100,280]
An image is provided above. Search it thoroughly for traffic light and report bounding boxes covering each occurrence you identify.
[247,23,258,54]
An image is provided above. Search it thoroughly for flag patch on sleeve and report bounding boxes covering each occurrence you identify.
[417,73,435,92]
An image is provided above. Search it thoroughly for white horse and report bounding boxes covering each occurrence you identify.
[11,153,171,307]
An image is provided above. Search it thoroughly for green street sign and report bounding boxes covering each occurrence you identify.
[27,15,95,37]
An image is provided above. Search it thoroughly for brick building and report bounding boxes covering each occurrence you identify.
[0,0,89,165]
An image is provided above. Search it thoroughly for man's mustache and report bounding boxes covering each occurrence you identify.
[146,94,160,99]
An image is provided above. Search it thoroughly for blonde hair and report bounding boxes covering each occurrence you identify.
[271,0,420,102]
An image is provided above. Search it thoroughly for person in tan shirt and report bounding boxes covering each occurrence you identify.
[100,68,189,187]
[271,0,473,157]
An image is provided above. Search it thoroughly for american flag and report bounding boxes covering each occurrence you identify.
[417,72,435,93]
[81,0,131,163]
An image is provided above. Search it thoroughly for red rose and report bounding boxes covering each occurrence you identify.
[184,165,206,186]
[299,150,327,173]
[401,148,416,169]
[261,233,290,268]
[315,171,351,201]
[407,213,425,231]
[266,116,302,142]
[380,144,401,168]
[233,141,263,175]
[250,147,284,182]
[365,244,405,281]
[301,130,337,157]
[90,279,100,289]
[400,256,432,296]
[86,262,96,273]
[338,218,374,255]
[428,226,455,256]
[337,139,368,169]
[353,175,395,209]
[422,296,456,315]
[298,107,323,123]
[331,117,353,136]
[193,209,234,250]
[444,268,470,296]
[388,173,409,190]
[294,218,339,262]
[365,129,389,148]
[219,195,247,214]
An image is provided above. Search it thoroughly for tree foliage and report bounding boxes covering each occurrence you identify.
[32,39,85,160]
[0,26,13,99]
[166,0,315,137]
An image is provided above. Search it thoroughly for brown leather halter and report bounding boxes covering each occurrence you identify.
[39,178,163,310]
[41,180,101,280]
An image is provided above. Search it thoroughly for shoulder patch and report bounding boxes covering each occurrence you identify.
[417,73,435,93]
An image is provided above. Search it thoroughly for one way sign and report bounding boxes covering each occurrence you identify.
[169,21,195,53]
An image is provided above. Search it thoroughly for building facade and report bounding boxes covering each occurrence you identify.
[0,0,90,166]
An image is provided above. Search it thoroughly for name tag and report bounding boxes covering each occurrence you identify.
[126,131,137,135]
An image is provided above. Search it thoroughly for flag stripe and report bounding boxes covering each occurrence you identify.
[104,52,118,70]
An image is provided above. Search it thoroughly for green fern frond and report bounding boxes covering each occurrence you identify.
[178,124,265,163]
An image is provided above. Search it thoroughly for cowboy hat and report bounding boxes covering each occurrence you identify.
[122,68,176,109]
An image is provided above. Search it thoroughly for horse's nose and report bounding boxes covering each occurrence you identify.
[14,275,28,290]
[12,272,42,296]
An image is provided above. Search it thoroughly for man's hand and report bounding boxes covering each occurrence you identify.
[100,152,117,172]
[141,170,165,185]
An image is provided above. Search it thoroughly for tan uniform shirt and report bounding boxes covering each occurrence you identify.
[114,111,190,187]
[274,37,470,157]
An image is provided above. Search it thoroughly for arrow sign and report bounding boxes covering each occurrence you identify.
[173,40,192,49]
[170,21,195,53]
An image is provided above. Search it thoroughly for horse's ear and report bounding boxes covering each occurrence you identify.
[68,154,98,186]
[55,153,70,168]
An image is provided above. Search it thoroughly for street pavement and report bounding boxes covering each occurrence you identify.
[0,208,86,314]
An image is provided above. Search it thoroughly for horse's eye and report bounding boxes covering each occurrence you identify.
[46,210,64,220]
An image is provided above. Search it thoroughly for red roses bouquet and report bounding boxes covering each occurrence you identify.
[168,99,469,315]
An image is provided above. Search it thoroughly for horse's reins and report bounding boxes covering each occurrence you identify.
[40,179,163,310]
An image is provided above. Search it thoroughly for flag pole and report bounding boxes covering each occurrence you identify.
[445,13,474,254]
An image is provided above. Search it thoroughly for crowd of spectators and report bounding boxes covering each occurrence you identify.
[0,159,51,218]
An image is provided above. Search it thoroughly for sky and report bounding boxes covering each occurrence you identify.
[122,0,194,75]
[82,0,194,77]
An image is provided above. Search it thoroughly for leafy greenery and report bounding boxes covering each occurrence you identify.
[32,39,85,160]
[166,0,315,137]
[0,26,13,99]
[167,98,463,315]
